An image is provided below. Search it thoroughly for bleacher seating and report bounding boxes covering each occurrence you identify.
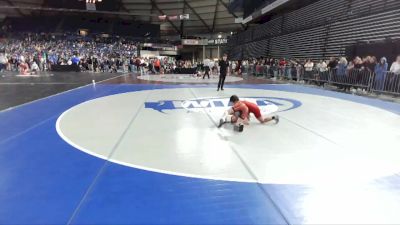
[270,26,326,60]
[243,39,269,59]
[282,0,347,33]
[8,17,59,33]
[252,17,282,40]
[326,8,400,57]
[5,16,160,38]
[228,0,400,60]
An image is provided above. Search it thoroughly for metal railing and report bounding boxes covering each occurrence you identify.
[370,71,400,95]
[240,64,400,95]
[329,68,373,90]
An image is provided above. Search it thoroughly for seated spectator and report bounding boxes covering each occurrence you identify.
[71,55,80,65]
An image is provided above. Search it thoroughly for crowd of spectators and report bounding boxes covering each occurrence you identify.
[0,33,223,76]
[0,33,140,74]
[0,33,399,93]
[224,55,400,93]
[229,56,400,77]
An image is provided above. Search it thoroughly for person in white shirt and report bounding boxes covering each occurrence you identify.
[0,53,7,72]
[390,55,400,74]
[31,61,39,72]
[140,58,146,75]
[304,59,314,71]
[231,61,237,75]
[304,59,314,79]
[203,58,211,79]
[317,60,328,72]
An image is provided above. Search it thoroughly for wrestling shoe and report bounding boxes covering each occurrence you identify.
[218,118,226,128]
[234,123,244,132]
[273,115,280,124]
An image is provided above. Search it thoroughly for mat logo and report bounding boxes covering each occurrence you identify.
[145,97,301,113]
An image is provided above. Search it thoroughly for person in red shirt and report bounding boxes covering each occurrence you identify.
[219,95,279,127]
[154,58,161,73]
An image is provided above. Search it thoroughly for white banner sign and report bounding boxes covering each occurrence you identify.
[208,39,228,45]
[179,14,190,20]
[182,39,208,46]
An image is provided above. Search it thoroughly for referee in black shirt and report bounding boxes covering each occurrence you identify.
[218,53,229,91]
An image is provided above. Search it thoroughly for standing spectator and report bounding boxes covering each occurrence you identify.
[337,57,348,76]
[353,57,363,69]
[237,60,242,75]
[100,59,105,72]
[33,53,40,70]
[316,60,328,84]
[364,56,376,73]
[304,59,314,80]
[154,58,161,74]
[40,52,46,71]
[217,53,229,91]
[10,56,17,71]
[327,57,338,82]
[317,60,328,72]
[122,57,127,71]
[285,60,292,79]
[129,57,135,73]
[0,53,7,72]
[390,55,400,74]
[252,59,257,76]
[241,60,248,76]
[374,57,388,91]
[295,60,303,82]
[279,58,287,79]
[212,60,218,75]
[203,57,211,79]
[87,56,93,72]
[139,58,146,75]
[148,59,155,74]
[135,57,141,73]
[388,55,400,92]
[231,61,237,75]
[347,61,354,71]
[327,57,338,70]
[93,57,98,72]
